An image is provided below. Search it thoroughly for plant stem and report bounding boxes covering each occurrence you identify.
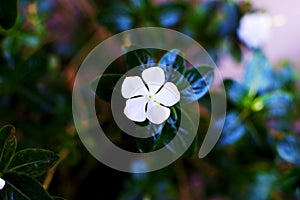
[174,159,193,200]
[43,148,69,190]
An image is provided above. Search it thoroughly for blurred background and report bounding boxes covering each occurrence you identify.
[220,0,300,82]
[0,0,300,199]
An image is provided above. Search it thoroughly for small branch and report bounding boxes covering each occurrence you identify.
[174,159,193,200]
[43,148,69,190]
[123,32,131,47]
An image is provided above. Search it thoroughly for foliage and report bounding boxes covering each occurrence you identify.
[0,0,18,30]
[93,45,300,199]
[97,0,248,62]
[93,46,213,153]
[0,0,300,199]
[215,50,300,199]
[0,125,62,199]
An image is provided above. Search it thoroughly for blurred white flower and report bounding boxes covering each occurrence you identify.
[237,13,272,49]
[131,159,148,175]
[121,67,180,124]
[0,178,5,190]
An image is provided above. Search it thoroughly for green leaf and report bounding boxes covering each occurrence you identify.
[136,123,164,153]
[129,0,152,11]
[8,148,59,177]
[254,91,293,116]
[0,0,18,30]
[157,2,187,27]
[167,106,179,125]
[21,51,48,84]
[229,40,242,63]
[277,167,300,192]
[246,171,277,200]
[0,125,17,173]
[243,51,278,96]
[97,4,134,32]
[218,2,239,37]
[277,64,298,89]
[159,49,185,82]
[158,106,180,140]
[224,79,250,108]
[123,45,155,70]
[136,105,197,155]
[217,112,247,146]
[135,104,189,153]
[162,106,197,155]
[1,172,52,200]
[91,74,123,103]
[180,65,214,103]
[277,136,300,165]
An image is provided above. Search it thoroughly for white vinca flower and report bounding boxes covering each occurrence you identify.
[0,178,5,190]
[121,67,180,124]
[237,13,272,49]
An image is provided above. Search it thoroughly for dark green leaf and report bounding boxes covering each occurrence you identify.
[91,74,123,103]
[159,49,185,82]
[21,51,48,83]
[277,167,300,192]
[243,51,278,95]
[129,0,151,11]
[1,172,52,200]
[167,106,179,125]
[217,112,247,146]
[8,148,59,177]
[158,106,181,150]
[229,40,242,63]
[135,105,183,153]
[0,125,17,172]
[277,64,298,88]
[0,0,18,30]
[137,105,196,155]
[180,65,214,103]
[218,2,239,37]
[2,36,20,67]
[277,136,300,165]
[97,4,134,32]
[157,2,187,27]
[224,79,249,107]
[162,123,197,156]
[123,45,155,70]
[246,171,277,200]
[159,49,185,72]
[162,106,197,155]
[136,123,164,153]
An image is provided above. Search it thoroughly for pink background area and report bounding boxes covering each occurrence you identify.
[253,0,300,66]
[218,0,300,83]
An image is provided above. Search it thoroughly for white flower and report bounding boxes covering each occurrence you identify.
[0,178,5,190]
[237,13,272,49]
[121,67,180,124]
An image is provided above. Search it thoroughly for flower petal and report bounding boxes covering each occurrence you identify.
[147,104,170,124]
[124,97,148,122]
[153,82,180,106]
[142,67,165,95]
[0,178,5,190]
[121,76,148,98]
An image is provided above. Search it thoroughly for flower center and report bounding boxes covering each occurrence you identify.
[147,95,153,99]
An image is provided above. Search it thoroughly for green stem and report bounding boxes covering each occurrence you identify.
[245,120,263,146]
